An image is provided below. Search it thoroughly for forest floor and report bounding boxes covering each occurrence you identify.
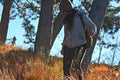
[0,45,120,80]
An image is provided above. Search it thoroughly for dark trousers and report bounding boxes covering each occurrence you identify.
[63,46,86,80]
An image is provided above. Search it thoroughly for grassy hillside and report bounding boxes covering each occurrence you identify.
[0,45,120,80]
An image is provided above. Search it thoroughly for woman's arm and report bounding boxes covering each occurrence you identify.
[82,14,97,36]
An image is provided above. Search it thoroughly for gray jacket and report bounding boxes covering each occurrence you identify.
[62,10,97,48]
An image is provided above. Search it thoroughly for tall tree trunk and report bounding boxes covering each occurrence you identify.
[0,0,13,45]
[34,0,54,55]
[82,0,110,72]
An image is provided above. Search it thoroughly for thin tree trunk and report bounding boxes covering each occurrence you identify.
[111,49,116,65]
[98,46,102,64]
[51,13,64,47]
[0,0,13,44]
[82,0,110,72]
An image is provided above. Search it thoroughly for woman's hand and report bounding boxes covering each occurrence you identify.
[61,46,64,55]
[87,30,94,36]
[61,49,64,55]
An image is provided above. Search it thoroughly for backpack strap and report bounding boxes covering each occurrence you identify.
[78,14,86,30]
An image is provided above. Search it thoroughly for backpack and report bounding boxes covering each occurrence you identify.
[78,14,93,48]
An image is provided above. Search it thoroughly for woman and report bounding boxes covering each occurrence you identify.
[59,0,97,80]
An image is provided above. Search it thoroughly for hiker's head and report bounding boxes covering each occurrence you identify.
[59,0,73,16]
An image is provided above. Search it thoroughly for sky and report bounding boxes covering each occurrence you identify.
[0,0,120,65]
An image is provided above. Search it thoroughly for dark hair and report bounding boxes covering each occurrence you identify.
[59,0,73,12]
[63,9,76,31]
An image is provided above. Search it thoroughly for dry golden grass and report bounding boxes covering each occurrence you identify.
[86,63,120,80]
[0,45,63,80]
[0,45,120,80]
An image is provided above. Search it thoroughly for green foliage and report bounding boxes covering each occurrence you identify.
[103,12,114,32]
[10,0,41,45]
[22,18,36,44]
[8,0,60,46]
[103,3,120,33]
